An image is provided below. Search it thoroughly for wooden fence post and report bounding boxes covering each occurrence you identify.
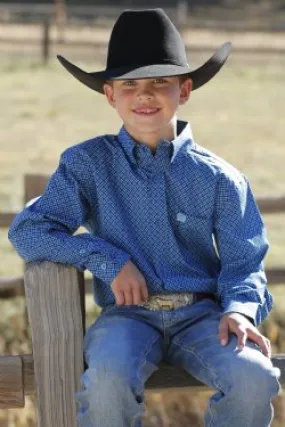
[54,0,67,43]
[24,261,84,427]
[176,0,188,32]
[42,20,50,64]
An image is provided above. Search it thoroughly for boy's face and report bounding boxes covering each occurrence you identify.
[103,76,192,145]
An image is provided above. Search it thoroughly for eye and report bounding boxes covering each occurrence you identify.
[153,78,168,84]
[122,80,136,86]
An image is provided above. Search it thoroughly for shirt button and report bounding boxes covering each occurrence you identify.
[100,263,107,270]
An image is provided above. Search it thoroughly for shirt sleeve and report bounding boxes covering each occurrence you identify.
[213,172,274,326]
[8,148,131,285]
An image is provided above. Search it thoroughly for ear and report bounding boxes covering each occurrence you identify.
[103,82,116,108]
[179,78,192,105]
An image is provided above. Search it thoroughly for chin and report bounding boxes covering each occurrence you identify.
[132,120,168,134]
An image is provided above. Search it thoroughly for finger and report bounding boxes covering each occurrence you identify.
[256,336,271,359]
[115,290,124,306]
[124,289,133,305]
[237,331,247,350]
[219,320,229,346]
[140,283,149,302]
[263,341,271,359]
[248,331,271,358]
[132,286,142,305]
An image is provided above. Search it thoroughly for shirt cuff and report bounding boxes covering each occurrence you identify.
[222,301,258,326]
[92,253,131,285]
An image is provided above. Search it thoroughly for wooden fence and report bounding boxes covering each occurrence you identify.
[0,2,285,31]
[1,3,285,63]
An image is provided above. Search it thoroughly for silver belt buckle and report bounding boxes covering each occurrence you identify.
[184,293,194,305]
[158,300,174,310]
[139,293,194,311]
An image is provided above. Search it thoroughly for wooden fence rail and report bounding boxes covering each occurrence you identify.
[0,2,284,31]
[1,343,285,409]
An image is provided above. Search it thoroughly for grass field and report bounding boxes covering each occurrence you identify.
[1,52,285,426]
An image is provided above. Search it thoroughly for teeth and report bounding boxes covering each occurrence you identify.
[136,108,158,114]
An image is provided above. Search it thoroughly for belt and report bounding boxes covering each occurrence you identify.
[137,292,216,311]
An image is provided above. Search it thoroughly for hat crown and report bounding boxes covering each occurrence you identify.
[106,8,188,70]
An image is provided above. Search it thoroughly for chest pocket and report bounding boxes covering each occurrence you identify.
[172,211,212,251]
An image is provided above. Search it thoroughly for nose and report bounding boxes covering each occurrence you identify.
[137,84,154,101]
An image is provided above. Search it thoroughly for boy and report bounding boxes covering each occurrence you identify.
[8,8,281,427]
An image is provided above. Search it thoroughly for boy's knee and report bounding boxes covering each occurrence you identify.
[225,351,281,399]
[81,366,136,394]
[75,367,145,426]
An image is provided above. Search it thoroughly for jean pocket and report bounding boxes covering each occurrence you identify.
[101,304,117,315]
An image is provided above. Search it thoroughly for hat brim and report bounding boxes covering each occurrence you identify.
[57,42,232,94]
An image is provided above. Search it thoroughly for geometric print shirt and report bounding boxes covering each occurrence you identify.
[8,120,273,326]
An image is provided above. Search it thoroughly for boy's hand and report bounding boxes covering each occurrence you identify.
[111,260,149,305]
[219,312,271,358]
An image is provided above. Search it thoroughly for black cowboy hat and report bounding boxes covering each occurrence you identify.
[57,8,232,94]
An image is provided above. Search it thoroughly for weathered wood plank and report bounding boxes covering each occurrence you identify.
[0,277,24,290]
[24,174,49,204]
[258,196,285,214]
[22,354,35,396]
[24,261,84,427]
[0,355,24,408]
[77,270,86,336]
[0,212,15,227]
[0,352,284,408]
[0,277,25,298]
[267,268,285,284]
[147,356,285,389]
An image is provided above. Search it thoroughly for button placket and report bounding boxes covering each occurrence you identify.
[100,263,107,271]
[148,175,169,286]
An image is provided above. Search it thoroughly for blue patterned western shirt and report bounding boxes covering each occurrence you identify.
[8,120,273,326]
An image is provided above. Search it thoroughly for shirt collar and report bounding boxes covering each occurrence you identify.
[170,120,195,163]
[117,120,195,169]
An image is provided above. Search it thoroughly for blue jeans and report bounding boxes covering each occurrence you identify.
[75,297,282,427]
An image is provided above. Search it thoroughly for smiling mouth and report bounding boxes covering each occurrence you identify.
[132,107,161,115]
